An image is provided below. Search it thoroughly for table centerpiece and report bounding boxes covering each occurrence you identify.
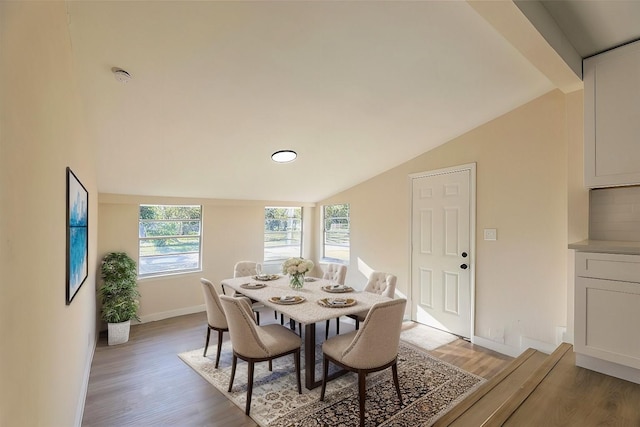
[282,257,314,289]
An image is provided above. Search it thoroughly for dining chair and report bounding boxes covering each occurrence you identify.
[219,295,302,416]
[231,260,269,324]
[348,271,397,330]
[322,263,348,340]
[320,298,407,427]
[200,278,254,368]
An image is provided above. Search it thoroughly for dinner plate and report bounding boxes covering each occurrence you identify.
[321,285,354,293]
[317,297,356,308]
[304,277,317,282]
[253,274,280,281]
[269,296,306,305]
[240,283,266,290]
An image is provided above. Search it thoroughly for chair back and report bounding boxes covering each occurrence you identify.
[219,295,269,359]
[363,271,397,298]
[200,278,228,329]
[341,298,406,369]
[234,261,260,278]
[322,263,347,286]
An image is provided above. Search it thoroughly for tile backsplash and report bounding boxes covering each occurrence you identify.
[590,186,640,241]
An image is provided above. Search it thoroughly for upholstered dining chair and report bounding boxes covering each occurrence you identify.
[219,295,302,416]
[230,260,269,323]
[233,260,259,278]
[200,278,254,368]
[320,298,407,427]
[348,271,397,330]
[322,263,348,340]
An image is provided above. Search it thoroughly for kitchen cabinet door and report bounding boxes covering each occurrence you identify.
[584,40,640,188]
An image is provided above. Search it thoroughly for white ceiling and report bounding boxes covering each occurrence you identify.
[66,1,638,203]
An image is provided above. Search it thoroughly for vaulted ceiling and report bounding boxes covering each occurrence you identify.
[66,1,640,202]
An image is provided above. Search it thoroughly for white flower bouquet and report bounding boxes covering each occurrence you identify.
[282,257,314,289]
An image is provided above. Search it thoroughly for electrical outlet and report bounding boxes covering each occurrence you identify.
[484,228,497,241]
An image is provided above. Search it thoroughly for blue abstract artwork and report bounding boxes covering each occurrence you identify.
[67,168,88,304]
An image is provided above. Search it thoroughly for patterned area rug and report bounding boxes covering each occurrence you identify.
[179,338,483,426]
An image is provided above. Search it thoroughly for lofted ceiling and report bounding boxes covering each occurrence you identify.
[66,1,640,203]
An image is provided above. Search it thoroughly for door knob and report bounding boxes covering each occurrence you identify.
[461,252,468,258]
[460,264,468,269]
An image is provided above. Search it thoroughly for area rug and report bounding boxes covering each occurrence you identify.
[179,337,484,426]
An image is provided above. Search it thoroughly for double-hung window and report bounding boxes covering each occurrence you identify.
[322,204,350,263]
[138,204,202,276]
[264,207,302,268]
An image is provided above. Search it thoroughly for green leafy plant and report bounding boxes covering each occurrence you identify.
[99,252,140,323]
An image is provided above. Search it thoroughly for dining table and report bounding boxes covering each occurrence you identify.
[220,274,392,389]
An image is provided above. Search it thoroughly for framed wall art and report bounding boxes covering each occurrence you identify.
[66,167,88,305]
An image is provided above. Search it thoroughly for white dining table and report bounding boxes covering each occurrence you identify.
[220,275,392,389]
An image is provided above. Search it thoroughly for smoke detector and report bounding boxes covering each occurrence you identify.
[112,68,132,83]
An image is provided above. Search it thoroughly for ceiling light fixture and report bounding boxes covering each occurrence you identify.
[112,68,132,83]
[271,150,297,163]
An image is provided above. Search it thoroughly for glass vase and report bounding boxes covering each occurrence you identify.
[289,273,304,290]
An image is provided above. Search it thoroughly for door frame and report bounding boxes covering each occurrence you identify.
[408,162,476,341]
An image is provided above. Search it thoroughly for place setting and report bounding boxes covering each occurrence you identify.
[321,283,354,293]
[317,297,357,308]
[269,295,306,305]
[240,282,267,290]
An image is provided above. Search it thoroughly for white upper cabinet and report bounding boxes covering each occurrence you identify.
[584,40,640,188]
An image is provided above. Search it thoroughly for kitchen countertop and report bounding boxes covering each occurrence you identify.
[569,239,640,255]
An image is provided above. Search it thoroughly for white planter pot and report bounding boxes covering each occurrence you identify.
[108,320,131,345]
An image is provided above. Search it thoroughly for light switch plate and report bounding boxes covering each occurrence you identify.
[484,228,497,241]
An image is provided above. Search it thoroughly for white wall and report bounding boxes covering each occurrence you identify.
[1,2,98,425]
[98,194,317,322]
[318,90,589,355]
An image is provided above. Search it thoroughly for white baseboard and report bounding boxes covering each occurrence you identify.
[520,336,557,355]
[75,333,97,427]
[472,335,560,358]
[139,304,205,323]
[472,335,525,358]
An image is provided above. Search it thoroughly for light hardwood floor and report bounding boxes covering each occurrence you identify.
[81,311,511,426]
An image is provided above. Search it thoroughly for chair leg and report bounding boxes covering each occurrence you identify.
[203,326,212,357]
[280,313,285,325]
[320,356,329,401]
[214,329,223,369]
[245,361,255,415]
[228,355,237,392]
[255,310,260,325]
[355,319,360,330]
[358,370,366,427]
[274,310,278,319]
[268,360,272,371]
[325,319,330,340]
[392,362,402,405]
[294,350,301,394]
[336,317,340,335]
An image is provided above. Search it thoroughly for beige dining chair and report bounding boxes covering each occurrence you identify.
[200,278,254,368]
[321,298,407,427]
[348,271,397,330]
[219,295,302,415]
[322,263,348,340]
[231,260,270,323]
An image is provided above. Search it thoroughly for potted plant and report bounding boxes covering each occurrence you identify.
[99,252,140,345]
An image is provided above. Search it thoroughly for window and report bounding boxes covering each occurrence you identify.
[264,207,302,267]
[138,205,202,276]
[323,204,350,263]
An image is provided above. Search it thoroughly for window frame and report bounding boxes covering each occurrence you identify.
[263,206,303,269]
[138,204,203,278]
[322,203,350,264]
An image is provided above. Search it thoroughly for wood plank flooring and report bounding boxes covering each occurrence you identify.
[81,311,511,426]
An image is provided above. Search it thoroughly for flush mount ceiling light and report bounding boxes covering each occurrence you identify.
[271,150,297,163]
[112,68,132,83]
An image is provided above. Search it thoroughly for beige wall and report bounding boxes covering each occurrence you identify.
[319,90,589,354]
[1,2,98,426]
[98,195,317,322]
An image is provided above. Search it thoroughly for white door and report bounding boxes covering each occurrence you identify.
[410,164,474,338]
